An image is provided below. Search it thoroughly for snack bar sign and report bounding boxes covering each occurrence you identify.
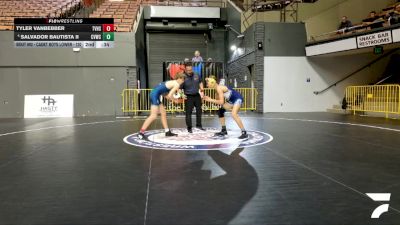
[357,31,392,48]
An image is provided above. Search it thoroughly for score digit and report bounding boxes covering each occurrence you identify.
[102,24,114,32]
[102,32,114,41]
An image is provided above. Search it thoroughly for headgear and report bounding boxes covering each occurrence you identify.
[206,76,217,87]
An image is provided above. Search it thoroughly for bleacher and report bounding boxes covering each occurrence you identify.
[140,0,207,7]
[0,0,81,30]
[0,0,219,31]
[89,0,138,32]
[88,0,214,32]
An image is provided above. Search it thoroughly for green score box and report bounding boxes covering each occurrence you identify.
[102,32,114,41]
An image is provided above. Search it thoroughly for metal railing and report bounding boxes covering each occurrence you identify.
[309,19,387,42]
[122,88,258,113]
[344,85,400,117]
[163,61,224,83]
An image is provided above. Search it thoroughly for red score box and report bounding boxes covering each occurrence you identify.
[102,24,114,32]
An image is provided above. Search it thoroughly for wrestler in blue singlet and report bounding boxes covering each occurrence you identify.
[150,82,170,105]
[223,86,244,105]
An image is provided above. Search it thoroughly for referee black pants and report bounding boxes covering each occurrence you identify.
[185,94,202,129]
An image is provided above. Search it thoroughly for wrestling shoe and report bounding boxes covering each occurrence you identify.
[238,131,248,139]
[138,132,148,140]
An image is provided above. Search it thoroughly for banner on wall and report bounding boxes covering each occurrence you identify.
[24,95,74,118]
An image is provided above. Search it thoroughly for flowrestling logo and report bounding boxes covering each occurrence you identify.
[366,193,391,219]
[123,128,273,151]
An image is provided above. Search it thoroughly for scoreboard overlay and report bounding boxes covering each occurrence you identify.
[14,18,114,48]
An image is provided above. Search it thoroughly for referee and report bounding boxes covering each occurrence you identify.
[181,64,205,133]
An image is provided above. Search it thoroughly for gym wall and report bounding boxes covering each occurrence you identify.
[0,32,135,118]
[263,53,393,112]
[226,20,393,113]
